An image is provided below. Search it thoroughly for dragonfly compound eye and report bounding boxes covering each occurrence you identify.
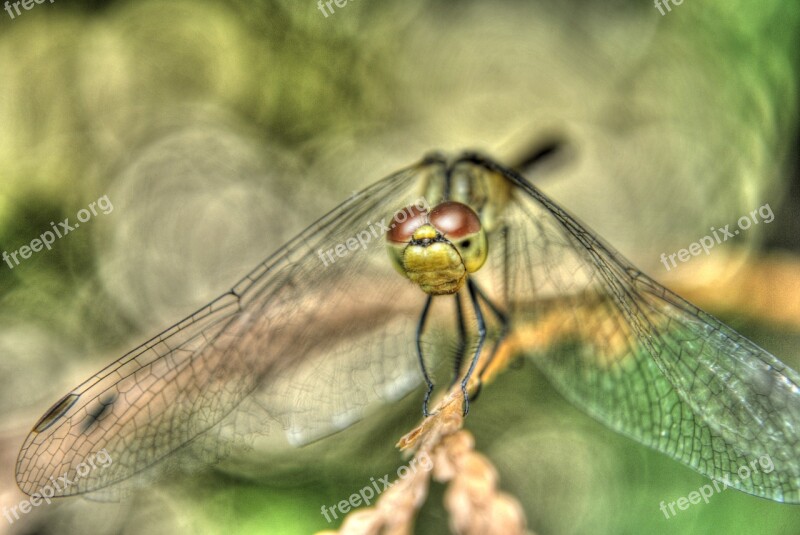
[386,203,429,276]
[429,202,488,274]
[386,204,429,244]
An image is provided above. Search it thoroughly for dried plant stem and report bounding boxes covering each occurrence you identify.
[317,385,530,535]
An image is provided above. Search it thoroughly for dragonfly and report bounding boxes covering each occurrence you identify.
[15,151,800,505]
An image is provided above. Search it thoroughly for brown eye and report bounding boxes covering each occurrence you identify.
[387,204,429,244]
[428,202,482,239]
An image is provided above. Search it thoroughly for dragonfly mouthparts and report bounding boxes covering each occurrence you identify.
[409,234,446,246]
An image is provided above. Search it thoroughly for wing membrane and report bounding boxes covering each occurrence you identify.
[15,160,443,496]
[474,156,800,503]
[18,151,800,505]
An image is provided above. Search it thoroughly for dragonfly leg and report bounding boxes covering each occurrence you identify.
[417,294,435,417]
[461,278,487,415]
[449,291,468,389]
[471,278,510,383]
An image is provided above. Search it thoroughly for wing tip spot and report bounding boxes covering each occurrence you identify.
[32,393,81,433]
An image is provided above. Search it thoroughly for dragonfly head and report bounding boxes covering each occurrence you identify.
[386,201,488,295]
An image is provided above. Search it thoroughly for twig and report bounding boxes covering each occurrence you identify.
[317,388,530,535]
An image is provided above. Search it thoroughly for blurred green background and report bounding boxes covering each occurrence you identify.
[1,0,799,534]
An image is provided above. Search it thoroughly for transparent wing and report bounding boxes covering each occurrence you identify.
[473,156,800,503]
[15,159,447,497]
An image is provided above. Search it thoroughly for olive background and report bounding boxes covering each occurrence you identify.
[0,1,799,534]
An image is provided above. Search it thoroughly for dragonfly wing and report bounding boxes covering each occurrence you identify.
[15,161,443,496]
[481,158,800,503]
